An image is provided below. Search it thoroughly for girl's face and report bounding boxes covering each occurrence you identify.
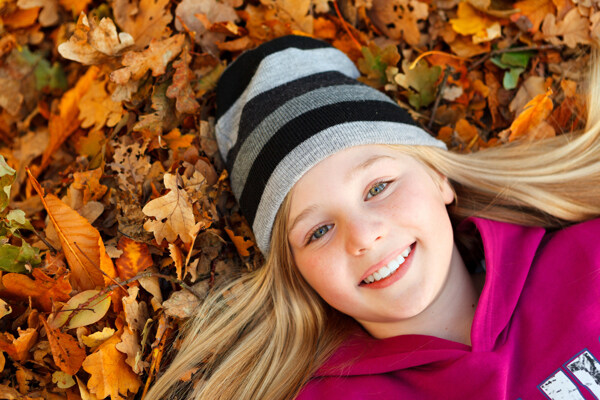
[287,145,460,338]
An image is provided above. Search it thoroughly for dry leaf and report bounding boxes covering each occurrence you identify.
[49,290,112,329]
[40,316,86,375]
[142,173,200,244]
[110,34,185,85]
[0,328,38,362]
[17,0,59,26]
[508,89,554,141]
[115,237,153,280]
[78,77,124,130]
[511,0,555,33]
[122,286,149,332]
[2,269,72,312]
[541,8,591,48]
[58,13,134,65]
[112,0,172,49]
[115,326,149,374]
[166,49,201,115]
[82,333,141,400]
[82,327,115,347]
[225,227,253,258]
[28,171,116,290]
[449,2,502,43]
[369,0,429,45]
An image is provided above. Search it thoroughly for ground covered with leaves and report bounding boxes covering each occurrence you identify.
[0,0,595,398]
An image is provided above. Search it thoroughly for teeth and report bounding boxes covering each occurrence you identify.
[362,246,412,284]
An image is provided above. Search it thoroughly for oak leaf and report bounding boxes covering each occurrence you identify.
[110,34,185,85]
[109,138,151,193]
[508,89,554,141]
[58,13,134,65]
[115,326,148,374]
[82,333,141,400]
[122,286,149,332]
[133,81,178,135]
[28,170,116,290]
[78,77,124,131]
[40,316,86,375]
[174,0,240,54]
[112,0,172,49]
[369,0,428,45]
[142,173,200,244]
[115,237,153,280]
[166,49,201,115]
[541,8,590,48]
[40,66,99,172]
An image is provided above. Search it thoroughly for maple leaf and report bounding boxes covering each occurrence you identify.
[28,170,116,290]
[110,34,185,85]
[357,42,400,88]
[40,316,86,375]
[82,333,141,400]
[78,77,124,131]
[368,0,428,45]
[166,49,201,115]
[58,13,134,65]
[112,0,172,49]
[507,89,554,141]
[142,173,200,244]
[40,66,99,173]
[394,60,442,110]
[115,237,153,280]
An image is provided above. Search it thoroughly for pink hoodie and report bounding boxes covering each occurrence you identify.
[297,217,600,399]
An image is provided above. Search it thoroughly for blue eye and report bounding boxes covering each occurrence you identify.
[308,224,331,243]
[366,181,388,199]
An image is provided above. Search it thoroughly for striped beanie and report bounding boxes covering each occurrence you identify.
[215,35,446,254]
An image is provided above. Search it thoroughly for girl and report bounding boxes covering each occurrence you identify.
[147,35,600,399]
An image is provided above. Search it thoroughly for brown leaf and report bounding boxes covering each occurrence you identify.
[58,13,134,65]
[0,328,38,362]
[510,0,555,33]
[17,0,59,26]
[40,316,86,375]
[115,237,153,280]
[142,173,200,244]
[166,49,201,114]
[72,168,108,204]
[82,333,141,400]
[115,326,148,374]
[541,8,591,48]
[112,0,172,49]
[122,286,149,332]
[110,34,185,85]
[78,77,124,130]
[369,0,429,45]
[28,170,116,290]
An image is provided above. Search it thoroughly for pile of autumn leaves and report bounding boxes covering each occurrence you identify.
[0,0,597,398]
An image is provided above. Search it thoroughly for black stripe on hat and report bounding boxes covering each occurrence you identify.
[216,36,331,120]
[226,71,363,167]
[239,100,417,225]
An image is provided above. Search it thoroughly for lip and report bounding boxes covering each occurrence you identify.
[358,243,416,288]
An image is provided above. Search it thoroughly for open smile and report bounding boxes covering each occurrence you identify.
[359,243,416,289]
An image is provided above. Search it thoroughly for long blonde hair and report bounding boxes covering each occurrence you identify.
[147,57,600,400]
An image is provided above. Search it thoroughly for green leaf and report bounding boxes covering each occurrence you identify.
[357,43,401,88]
[490,56,510,70]
[396,60,442,110]
[49,290,112,329]
[0,242,41,273]
[6,210,34,232]
[0,156,16,213]
[503,67,524,90]
[500,51,535,68]
[18,47,67,91]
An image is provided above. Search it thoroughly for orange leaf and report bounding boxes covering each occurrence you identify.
[511,0,555,33]
[0,328,38,362]
[225,227,253,257]
[40,66,99,173]
[509,89,554,141]
[72,168,108,204]
[3,8,40,29]
[115,237,153,280]
[40,316,86,375]
[27,170,116,290]
[2,269,71,312]
[82,333,141,400]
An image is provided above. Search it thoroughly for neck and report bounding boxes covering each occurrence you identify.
[366,245,480,345]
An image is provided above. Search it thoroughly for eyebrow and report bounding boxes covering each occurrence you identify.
[289,154,393,235]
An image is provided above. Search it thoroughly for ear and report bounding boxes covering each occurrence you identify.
[439,175,455,205]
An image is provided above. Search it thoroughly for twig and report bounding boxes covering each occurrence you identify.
[31,228,58,253]
[469,44,563,71]
[428,66,452,130]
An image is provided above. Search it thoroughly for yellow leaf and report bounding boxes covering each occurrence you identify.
[142,173,200,244]
[52,371,76,389]
[82,334,141,400]
[449,2,501,43]
[27,170,116,290]
[225,227,253,258]
[509,89,554,141]
[113,0,172,49]
[49,290,112,329]
[82,327,116,347]
[161,128,195,152]
[78,77,124,131]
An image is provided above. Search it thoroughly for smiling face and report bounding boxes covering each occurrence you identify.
[287,145,462,338]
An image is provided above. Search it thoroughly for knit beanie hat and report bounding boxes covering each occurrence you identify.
[215,35,446,254]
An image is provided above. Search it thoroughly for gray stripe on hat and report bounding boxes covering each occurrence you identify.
[230,84,397,199]
[216,47,360,159]
[252,121,447,252]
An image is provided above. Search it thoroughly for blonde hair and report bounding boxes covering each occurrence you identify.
[147,55,600,399]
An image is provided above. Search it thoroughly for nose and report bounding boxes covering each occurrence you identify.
[344,213,386,256]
